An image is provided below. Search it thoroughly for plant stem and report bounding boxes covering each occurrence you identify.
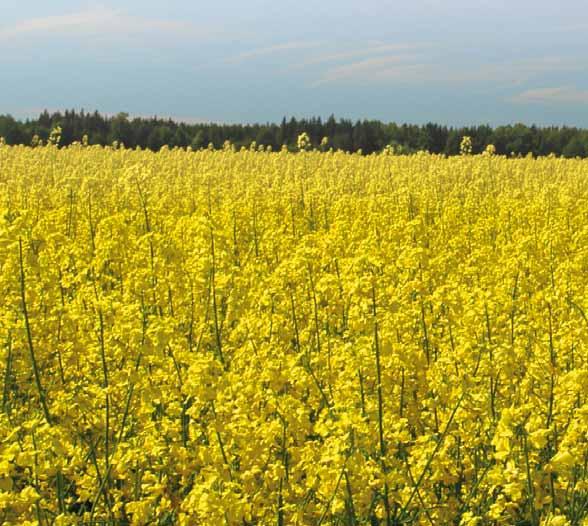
[18,238,52,425]
[372,284,391,526]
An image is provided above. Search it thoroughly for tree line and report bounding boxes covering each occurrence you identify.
[1,109,588,157]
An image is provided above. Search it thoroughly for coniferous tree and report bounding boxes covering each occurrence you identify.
[1,109,588,156]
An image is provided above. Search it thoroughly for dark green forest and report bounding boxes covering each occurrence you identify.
[2,109,588,157]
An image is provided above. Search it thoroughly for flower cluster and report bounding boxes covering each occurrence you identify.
[0,144,587,524]
[460,135,473,155]
[297,132,311,151]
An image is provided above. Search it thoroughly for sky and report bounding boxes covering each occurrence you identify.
[1,0,588,126]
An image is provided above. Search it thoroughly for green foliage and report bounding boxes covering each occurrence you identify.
[2,109,588,157]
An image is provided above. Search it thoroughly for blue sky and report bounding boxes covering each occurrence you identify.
[2,0,588,126]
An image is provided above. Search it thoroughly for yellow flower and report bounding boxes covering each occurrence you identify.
[1,142,587,524]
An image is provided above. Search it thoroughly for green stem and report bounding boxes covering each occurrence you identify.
[97,308,111,505]
[209,229,225,367]
[2,332,13,413]
[18,238,52,425]
[372,284,391,526]
[399,392,465,521]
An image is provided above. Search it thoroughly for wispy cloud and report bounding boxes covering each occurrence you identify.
[312,55,587,87]
[0,9,113,39]
[312,55,426,86]
[228,41,322,63]
[288,43,428,70]
[509,86,588,104]
[441,58,586,85]
[552,22,588,33]
[0,7,202,42]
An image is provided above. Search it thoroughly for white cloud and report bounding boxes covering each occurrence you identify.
[312,55,586,87]
[435,58,585,85]
[288,43,428,70]
[0,7,202,42]
[228,41,323,63]
[0,9,114,39]
[312,55,426,86]
[509,86,588,104]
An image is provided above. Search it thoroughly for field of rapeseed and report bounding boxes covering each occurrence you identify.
[0,140,588,525]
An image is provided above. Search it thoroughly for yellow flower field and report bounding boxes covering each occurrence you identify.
[0,143,587,525]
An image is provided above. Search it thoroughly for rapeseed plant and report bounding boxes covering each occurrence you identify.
[0,142,586,524]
